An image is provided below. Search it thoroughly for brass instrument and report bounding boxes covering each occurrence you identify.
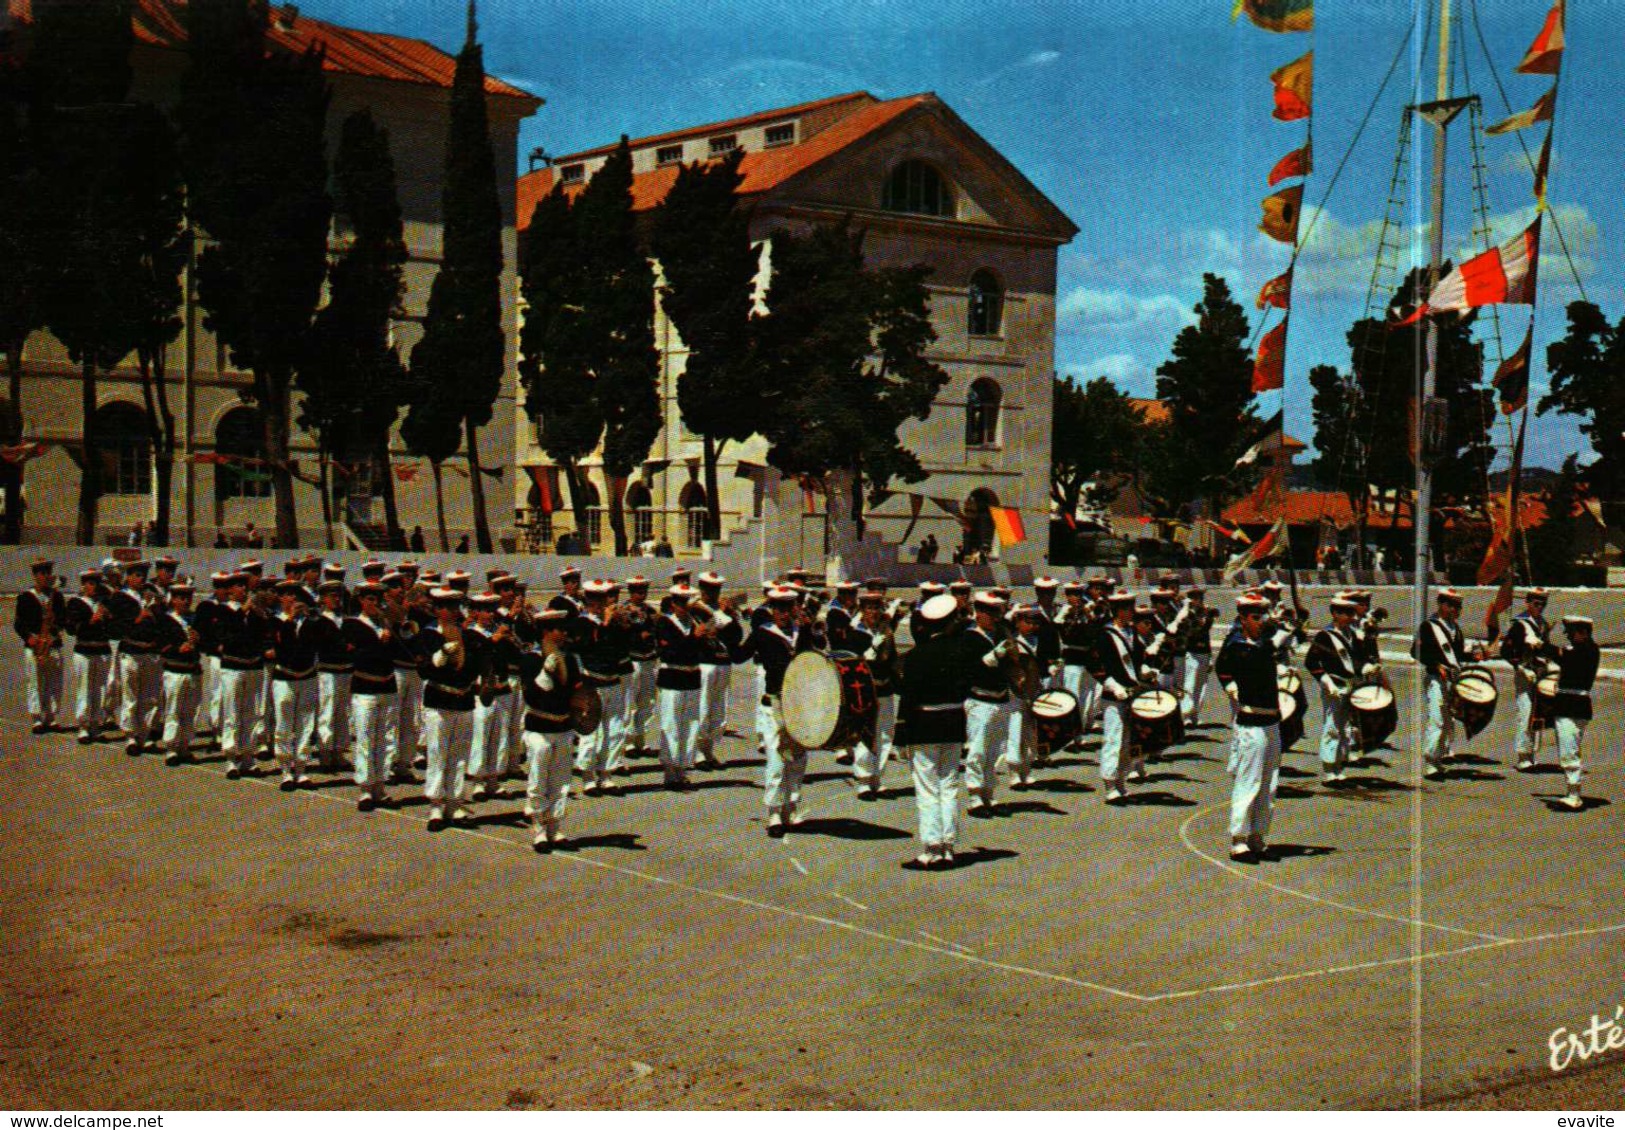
[32,593,59,660]
[441,619,466,671]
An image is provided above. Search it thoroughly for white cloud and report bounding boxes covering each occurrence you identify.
[1062,354,1157,394]
[1065,226,1244,293]
[1057,287,1194,335]
[974,48,1062,87]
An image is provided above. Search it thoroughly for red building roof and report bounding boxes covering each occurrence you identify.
[518,93,934,227]
[5,0,539,104]
[1223,487,1548,532]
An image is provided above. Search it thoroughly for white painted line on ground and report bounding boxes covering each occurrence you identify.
[831,892,871,912]
[1176,803,1512,943]
[789,857,809,876]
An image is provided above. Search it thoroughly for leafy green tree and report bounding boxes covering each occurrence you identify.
[403,1,504,553]
[298,108,409,548]
[754,219,948,551]
[1525,454,1582,585]
[649,148,764,541]
[1151,274,1259,521]
[1051,374,1153,518]
[1540,300,1625,501]
[179,0,331,548]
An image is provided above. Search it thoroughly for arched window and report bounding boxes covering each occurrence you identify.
[94,402,151,496]
[881,161,952,217]
[678,481,708,549]
[574,476,603,547]
[214,406,270,501]
[962,487,999,561]
[968,270,1003,337]
[626,481,654,546]
[965,378,1002,448]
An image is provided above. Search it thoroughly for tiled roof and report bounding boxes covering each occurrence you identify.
[4,0,539,104]
[518,93,937,227]
[1223,488,1550,531]
[552,92,875,164]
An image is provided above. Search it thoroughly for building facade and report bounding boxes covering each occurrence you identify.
[514,92,1076,568]
[2,0,540,547]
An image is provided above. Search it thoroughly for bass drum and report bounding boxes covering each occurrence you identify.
[1450,665,1498,740]
[1031,689,1081,754]
[781,650,877,751]
[1277,666,1308,746]
[1348,683,1397,752]
[1130,688,1184,754]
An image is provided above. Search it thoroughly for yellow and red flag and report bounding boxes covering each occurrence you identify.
[1493,325,1533,415]
[1517,0,1565,75]
[1233,0,1313,32]
[1259,185,1302,244]
[1487,87,1556,135]
[1257,269,1293,310]
[1270,51,1313,121]
[1268,141,1312,186]
[1253,318,1288,392]
[989,506,1027,546]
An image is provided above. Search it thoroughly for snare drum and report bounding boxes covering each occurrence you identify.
[1277,666,1308,738]
[1450,666,1498,740]
[1130,688,1184,754]
[1279,689,1304,751]
[1348,683,1397,751]
[1031,689,1081,754]
[1531,659,1561,731]
[781,651,878,751]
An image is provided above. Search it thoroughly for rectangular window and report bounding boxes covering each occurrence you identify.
[764,123,795,147]
[584,507,604,546]
[684,508,708,550]
[656,144,683,166]
[111,444,152,497]
[708,134,738,156]
[633,507,654,545]
[559,163,585,184]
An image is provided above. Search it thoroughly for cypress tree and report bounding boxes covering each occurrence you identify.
[649,148,764,540]
[0,39,43,542]
[403,0,504,553]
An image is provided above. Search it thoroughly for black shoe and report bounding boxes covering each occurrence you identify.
[255,747,273,762]
[164,752,186,766]
[412,755,428,770]
[357,795,376,813]
[125,741,143,757]
[78,733,96,746]
[225,766,241,780]
[31,722,47,735]
[426,815,446,832]
[279,776,298,792]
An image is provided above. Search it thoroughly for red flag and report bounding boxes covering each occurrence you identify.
[1494,326,1532,415]
[1516,0,1565,75]
[1534,128,1553,208]
[393,462,420,482]
[1270,51,1313,121]
[1253,318,1287,392]
[989,506,1026,546]
[1256,269,1293,310]
[524,465,559,513]
[1,441,48,464]
[1259,185,1302,245]
[1268,141,1312,186]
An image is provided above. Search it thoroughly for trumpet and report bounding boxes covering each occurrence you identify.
[441,619,466,671]
[31,596,59,660]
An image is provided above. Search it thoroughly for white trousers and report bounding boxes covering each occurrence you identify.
[317,671,352,755]
[504,682,526,775]
[103,642,122,720]
[524,729,576,822]
[1554,716,1586,787]
[118,651,162,743]
[216,667,265,766]
[198,654,221,733]
[423,707,473,806]
[1317,684,1350,772]
[1181,653,1212,725]
[394,669,424,769]
[910,743,961,848]
[698,664,731,756]
[160,671,200,756]
[271,677,319,771]
[468,691,514,783]
[1099,698,1131,784]
[25,646,64,724]
[761,696,813,810]
[628,659,657,748]
[1423,677,1454,768]
[853,695,899,781]
[73,652,112,734]
[351,691,398,795]
[658,687,701,773]
[577,680,629,776]
[1229,723,1283,841]
[965,697,1018,796]
[1512,667,1540,760]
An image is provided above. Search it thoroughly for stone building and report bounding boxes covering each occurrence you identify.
[513,91,1076,569]
[1,0,540,547]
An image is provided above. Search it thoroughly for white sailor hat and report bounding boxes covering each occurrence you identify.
[862,577,889,591]
[1087,574,1113,587]
[559,565,582,581]
[430,587,463,605]
[972,592,1007,612]
[1012,603,1043,620]
[445,570,472,588]
[1524,587,1550,601]
[920,581,946,594]
[766,587,798,604]
[1063,580,1085,594]
[919,593,958,622]
[356,582,385,599]
[697,571,725,587]
[322,563,346,577]
[361,559,387,577]
[1330,597,1359,613]
[1562,614,1592,628]
[210,571,233,587]
[626,575,650,589]
[948,580,973,593]
[1260,579,1284,592]
[582,579,614,596]
[535,607,570,626]
[834,580,859,593]
[1436,588,1464,606]
[1237,594,1270,613]
[1150,587,1177,602]
[80,567,103,583]
[167,582,194,597]
[668,584,696,600]
[468,591,501,609]
[1108,591,1136,607]
[1033,575,1060,590]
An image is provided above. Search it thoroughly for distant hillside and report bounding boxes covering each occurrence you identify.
[1488,466,1561,492]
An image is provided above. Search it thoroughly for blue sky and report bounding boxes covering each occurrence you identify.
[324,0,1616,471]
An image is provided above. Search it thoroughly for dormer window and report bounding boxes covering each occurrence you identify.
[882,160,952,217]
[656,144,683,166]
[708,134,738,156]
[559,163,584,184]
[764,123,795,147]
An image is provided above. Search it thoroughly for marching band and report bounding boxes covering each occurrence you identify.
[10,555,1609,867]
